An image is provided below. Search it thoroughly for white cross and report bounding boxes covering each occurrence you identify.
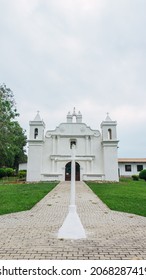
[58,144,86,239]
[70,144,80,207]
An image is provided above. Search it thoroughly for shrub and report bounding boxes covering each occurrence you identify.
[5,168,14,177]
[132,175,139,181]
[18,170,27,179]
[0,168,15,178]
[0,168,27,180]
[139,169,146,181]
[0,168,7,178]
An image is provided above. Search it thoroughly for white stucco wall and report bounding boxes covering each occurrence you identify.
[19,163,27,171]
[102,144,119,181]
[27,143,43,181]
[40,122,104,181]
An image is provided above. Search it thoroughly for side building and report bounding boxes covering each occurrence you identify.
[118,158,146,177]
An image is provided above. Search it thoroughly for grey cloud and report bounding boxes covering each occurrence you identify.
[0,0,146,157]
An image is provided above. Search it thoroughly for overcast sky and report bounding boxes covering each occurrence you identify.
[0,0,146,157]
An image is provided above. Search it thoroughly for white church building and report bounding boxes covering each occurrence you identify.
[26,109,119,182]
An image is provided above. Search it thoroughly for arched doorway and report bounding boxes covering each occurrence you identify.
[65,162,80,181]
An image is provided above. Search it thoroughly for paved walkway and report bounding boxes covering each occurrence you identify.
[0,181,146,260]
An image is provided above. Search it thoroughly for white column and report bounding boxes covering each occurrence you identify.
[85,136,89,154]
[52,136,55,154]
[89,136,91,155]
[52,159,55,173]
[56,136,59,154]
[85,136,88,174]
[91,159,93,173]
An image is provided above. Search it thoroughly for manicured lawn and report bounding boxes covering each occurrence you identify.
[86,179,146,217]
[0,182,58,215]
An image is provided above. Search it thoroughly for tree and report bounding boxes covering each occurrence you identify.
[139,169,146,181]
[0,84,27,170]
[4,121,27,171]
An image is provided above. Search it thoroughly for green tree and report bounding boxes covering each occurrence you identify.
[0,84,27,170]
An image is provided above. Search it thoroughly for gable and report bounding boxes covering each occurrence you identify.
[46,122,101,138]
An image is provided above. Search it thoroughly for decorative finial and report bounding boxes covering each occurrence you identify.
[73,107,76,116]
[33,111,41,122]
[105,112,112,121]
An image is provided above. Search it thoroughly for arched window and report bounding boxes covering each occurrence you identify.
[70,139,77,148]
[72,115,76,123]
[108,128,112,140]
[34,128,38,139]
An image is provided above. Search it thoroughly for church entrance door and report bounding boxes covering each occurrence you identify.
[65,162,80,181]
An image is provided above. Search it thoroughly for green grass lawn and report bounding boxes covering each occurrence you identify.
[0,182,58,215]
[86,179,146,217]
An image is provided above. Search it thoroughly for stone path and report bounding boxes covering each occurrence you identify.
[0,181,146,259]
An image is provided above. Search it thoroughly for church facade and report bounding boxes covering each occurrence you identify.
[27,109,119,182]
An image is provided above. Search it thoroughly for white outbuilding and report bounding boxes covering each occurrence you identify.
[27,109,119,182]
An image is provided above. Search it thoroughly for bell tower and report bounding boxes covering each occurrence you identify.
[27,111,45,181]
[101,113,119,181]
[66,108,82,123]
[29,111,45,141]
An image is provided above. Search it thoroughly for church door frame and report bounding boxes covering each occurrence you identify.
[65,161,80,181]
